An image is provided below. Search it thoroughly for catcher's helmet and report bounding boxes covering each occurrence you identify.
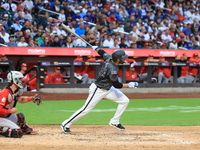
[112,50,128,61]
[7,71,24,89]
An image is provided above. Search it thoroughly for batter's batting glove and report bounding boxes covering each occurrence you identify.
[32,94,42,105]
[128,82,138,88]
[92,46,99,51]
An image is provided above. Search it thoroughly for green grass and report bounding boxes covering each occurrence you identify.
[17,98,200,126]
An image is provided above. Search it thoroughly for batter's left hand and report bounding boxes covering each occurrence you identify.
[128,82,138,88]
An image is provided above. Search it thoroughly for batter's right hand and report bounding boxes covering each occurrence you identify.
[128,82,138,88]
[11,108,17,114]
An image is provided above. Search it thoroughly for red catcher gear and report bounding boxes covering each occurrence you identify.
[17,113,37,134]
[0,88,14,118]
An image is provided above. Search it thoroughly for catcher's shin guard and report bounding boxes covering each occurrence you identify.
[17,113,37,134]
[1,128,23,138]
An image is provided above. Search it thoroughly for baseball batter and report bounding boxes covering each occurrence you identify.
[61,47,138,133]
[0,71,42,138]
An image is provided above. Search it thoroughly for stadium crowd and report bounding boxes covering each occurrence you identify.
[0,0,199,49]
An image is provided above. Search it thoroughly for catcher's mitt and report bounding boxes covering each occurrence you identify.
[32,94,42,105]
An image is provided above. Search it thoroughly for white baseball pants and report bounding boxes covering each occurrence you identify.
[62,83,129,128]
[0,114,19,131]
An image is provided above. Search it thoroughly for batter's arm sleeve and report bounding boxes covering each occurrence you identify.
[97,49,106,58]
[112,80,123,88]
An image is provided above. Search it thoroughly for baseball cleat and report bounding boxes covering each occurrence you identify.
[60,125,71,134]
[22,128,38,134]
[109,123,125,130]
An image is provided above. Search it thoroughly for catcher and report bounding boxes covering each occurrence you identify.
[0,71,42,138]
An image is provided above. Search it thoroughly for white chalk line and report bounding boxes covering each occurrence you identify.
[77,131,198,144]
[158,132,197,144]
[59,105,200,113]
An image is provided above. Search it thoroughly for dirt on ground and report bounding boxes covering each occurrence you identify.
[0,92,199,150]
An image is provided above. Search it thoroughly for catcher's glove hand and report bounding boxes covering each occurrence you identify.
[32,94,42,105]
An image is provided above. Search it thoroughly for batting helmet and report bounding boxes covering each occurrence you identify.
[112,50,128,61]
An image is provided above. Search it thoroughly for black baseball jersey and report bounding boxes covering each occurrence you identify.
[95,52,119,90]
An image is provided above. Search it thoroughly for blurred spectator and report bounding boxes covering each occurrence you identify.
[136,36,145,48]
[22,8,33,20]
[11,18,23,31]
[0,28,9,43]
[75,23,85,37]
[58,9,66,22]
[3,14,12,33]
[129,41,138,49]
[40,37,50,47]
[1,0,17,12]
[57,24,67,36]
[17,36,28,47]
[6,34,17,47]
[124,21,132,33]
[160,43,167,49]
[182,23,192,39]
[23,0,34,12]
[38,32,46,45]
[24,29,31,43]
[72,35,87,47]
[33,37,39,47]
[187,53,200,83]
[156,56,171,84]
[21,20,32,34]
[169,37,178,49]
[112,38,120,48]
[103,34,114,48]
[161,28,172,44]
[51,35,61,47]
[62,36,73,48]
[119,38,128,48]
[50,67,64,84]
[28,38,35,47]
[185,41,194,50]
[37,12,49,29]
[178,35,187,48]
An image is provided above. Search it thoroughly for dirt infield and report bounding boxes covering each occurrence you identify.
[0,92,199,150]
[0,125,200,150]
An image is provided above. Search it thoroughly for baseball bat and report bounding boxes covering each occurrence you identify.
[60,23,93,47]
[41,8,94,48]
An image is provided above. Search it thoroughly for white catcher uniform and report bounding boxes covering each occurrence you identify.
[61,49,138,132]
